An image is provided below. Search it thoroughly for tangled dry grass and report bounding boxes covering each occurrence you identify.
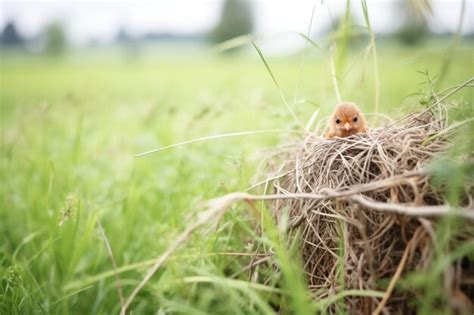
[256,106,474,314]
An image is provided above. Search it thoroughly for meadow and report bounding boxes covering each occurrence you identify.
[1,40,473,314]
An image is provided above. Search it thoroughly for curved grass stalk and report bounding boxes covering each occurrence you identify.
[361,0,380,120]
[251,41,308,132]
[135,129,301,157]
[293,4,317,105]
[436,0,466,88]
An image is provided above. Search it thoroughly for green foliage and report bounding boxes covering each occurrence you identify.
[396,0,429,46]
[44,22,67,56]
[210,0,254,46]
[428,100,474,205]
[0,21,24,46]
[3,265,22,287]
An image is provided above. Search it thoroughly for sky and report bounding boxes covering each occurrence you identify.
[0,0,472,52]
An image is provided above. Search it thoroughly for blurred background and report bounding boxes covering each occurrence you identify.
[1,1,473,314]
[1,0,473,56]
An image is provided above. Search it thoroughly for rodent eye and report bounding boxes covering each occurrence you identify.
[353,117,358,122]
[335,118,340,124]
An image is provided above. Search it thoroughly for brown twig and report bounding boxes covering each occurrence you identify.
[372,226,425,315]
[207,191,474,220]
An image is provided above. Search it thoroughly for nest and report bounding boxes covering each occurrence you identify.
[262,109,474,314]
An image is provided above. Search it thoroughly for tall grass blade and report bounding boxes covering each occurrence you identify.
[293,3,317,104]
[251,41,307,131]
[213,34,254,54]
[135,129,297,157]
[361,0,380,120]
[436,0,466,88]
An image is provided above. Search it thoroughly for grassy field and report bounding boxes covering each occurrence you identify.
[1,41,473,314]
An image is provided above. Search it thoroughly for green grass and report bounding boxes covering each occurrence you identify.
[1,41,473,314]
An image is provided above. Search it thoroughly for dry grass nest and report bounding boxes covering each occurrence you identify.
[122,104,473,315]
[254,107,474,314]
